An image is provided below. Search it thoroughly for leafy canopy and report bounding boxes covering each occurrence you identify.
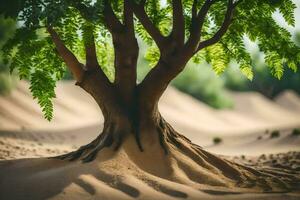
[0,0,299,120]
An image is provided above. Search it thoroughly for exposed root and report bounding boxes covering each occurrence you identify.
[81,132,113,163]
[53,134,102,161]
[53,116,149,163]
[156,117,169,154]
[132,117,144,152]
[51,114,300,192]
[134,131,144,152]
[154,115,300,192]
[114,132,124,151]
[54,126,114,163]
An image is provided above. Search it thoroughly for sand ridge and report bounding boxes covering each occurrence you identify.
[1,144,300,200]
[1,81,300,200]
[2,81,300,137]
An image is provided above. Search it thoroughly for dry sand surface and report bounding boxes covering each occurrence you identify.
[0,81,300,200]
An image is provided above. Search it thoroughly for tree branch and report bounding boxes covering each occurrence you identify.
[124,0,134,33]
[85,33,99,68]
[184,0,215,55]
[47,26,84,82]
[138,57,187,113]
[103,1,138,102]
[85,35,113,89]
[138,0,237,111]
[233,0,244,7]
[132,2,166,51]
[103,0,124,33]
[196,0,235,51]
[171,0,185,44]
[192,0,198,20]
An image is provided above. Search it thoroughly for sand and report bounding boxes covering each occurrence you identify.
[0,80,300,200]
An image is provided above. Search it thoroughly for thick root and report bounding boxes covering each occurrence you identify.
[52,115,300,192]
[155,116,300,192]
[54,132,114,163]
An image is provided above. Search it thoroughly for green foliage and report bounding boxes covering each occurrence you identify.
[145,0,171,36]
[205,44,229,75]
[295,31,300,46]
[144,44,160,67]
[222,0,298,78]
[0,16,16,95]
[0,0,299,120]
[11,37,65,121]
[135,0,171,44]
[279,0,296,26]
[30,70,56,120]
[224,41,300,98]
[96,39,115,81]
[265,52,284,79]
[92,23,115,81]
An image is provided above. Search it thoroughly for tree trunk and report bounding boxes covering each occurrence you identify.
[56,83,170,162]
[56,94,243,182]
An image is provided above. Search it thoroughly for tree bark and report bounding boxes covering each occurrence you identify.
[56,62,196,162]
[55,92,199,163]
[55,88,164,162]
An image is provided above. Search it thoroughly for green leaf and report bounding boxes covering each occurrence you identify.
[279,0,296,26]
[265,52,284,80]
[144,45,160,68]
[240,64,253,80]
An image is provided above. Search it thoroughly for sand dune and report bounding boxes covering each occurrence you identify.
[275,90,300,112]
[229,91,300,127]
[1,80,300,154]
[0,81,102,131]
[1,81,300,200]
[1,141,300,200]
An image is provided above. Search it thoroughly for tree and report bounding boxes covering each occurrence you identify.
[0,0,299,189]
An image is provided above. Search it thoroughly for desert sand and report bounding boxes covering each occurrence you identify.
[0,81,300,200]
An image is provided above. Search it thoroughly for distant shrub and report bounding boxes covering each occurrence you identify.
[257,136,262,140]
[62,69,73,80]
[270,130,280,139]
[172,64,234,109]
[224,45,300,99]
[213,137,222,144]
[291,129,300,136]
[0,17,17,95]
